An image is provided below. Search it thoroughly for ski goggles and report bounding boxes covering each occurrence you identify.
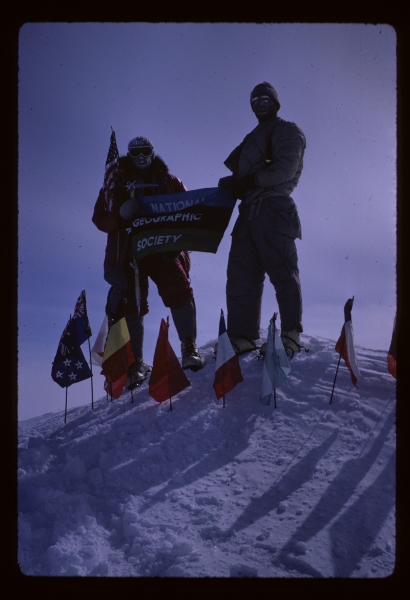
[128,146,154,157]
[251,96,272,105]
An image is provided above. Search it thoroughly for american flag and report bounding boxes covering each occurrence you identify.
[103,128,120,211]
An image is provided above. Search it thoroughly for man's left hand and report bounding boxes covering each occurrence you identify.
[231,173,255,198]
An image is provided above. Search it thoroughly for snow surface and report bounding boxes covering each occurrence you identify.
[18,333,396,578]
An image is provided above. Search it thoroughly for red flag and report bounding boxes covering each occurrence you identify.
[213,310,243,400]
[335,297,361,388]
[104,374,128,399]
[387,315,397,379]
[102,316,136,399]
[148,319,191,403]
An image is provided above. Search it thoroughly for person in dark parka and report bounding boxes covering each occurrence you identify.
[218,82,306,356]
[93,136,203,388]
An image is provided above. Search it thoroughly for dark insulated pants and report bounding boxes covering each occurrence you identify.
[125,298,197,360]
[123,251,196,360]
[226,203,303,339]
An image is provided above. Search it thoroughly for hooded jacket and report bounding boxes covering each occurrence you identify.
[224,115,306,239]
[92,154,187,272]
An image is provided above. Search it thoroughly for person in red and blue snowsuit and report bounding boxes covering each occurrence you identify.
[92,136,203,388]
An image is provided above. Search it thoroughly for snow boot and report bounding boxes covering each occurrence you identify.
[259,330,308,358]
[125,359,152,390]
[214,336,258,356]
[281,330,302,358]
[181,338,203,371]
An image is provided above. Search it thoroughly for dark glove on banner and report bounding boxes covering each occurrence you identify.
[231,173,255,199]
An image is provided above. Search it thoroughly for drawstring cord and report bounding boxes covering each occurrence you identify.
[248,196,264,220]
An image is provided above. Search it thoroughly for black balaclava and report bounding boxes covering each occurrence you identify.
[250,82,280,122]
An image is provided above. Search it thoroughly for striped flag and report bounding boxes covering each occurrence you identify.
[91,315,109,367]
[213,310,243,400]
[148,319,191,403]
[103,128,120,212]
[335,297,361,387]
[102,315,136,399]
[260,314,291,406]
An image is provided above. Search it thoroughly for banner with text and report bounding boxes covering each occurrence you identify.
[129,187,236,261]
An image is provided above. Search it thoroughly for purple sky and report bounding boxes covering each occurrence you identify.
[18,23,396,420]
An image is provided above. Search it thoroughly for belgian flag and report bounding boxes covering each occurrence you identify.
[102,313,136,399]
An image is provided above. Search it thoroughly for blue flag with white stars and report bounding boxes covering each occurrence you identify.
[72,289,92,346]
[51,317,92,388]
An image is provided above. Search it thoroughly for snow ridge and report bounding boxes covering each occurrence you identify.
[18,333,396,577]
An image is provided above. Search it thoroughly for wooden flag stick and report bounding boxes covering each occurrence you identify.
[64,387,68,424]
[88,338,94,410]
[166,315,173,412]
[329,354,342,405]
[273,313,278,408]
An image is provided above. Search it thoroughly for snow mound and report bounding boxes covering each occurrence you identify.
[18,334,396,577]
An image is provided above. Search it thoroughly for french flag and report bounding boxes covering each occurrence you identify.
[335,297,361,387]
[213,310,243,401]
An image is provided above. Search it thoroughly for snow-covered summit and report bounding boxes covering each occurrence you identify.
[18,333,396,577]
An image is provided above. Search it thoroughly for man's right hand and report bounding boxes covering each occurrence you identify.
[119,197,143,221]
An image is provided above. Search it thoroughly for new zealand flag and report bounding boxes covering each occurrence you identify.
[51,317,92,388]
[72,289,92,346]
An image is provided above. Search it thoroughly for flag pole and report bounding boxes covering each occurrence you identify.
[273,313,278,408]
[166,316,173,412]
[222,309,226,408]
[83,291,94,410]
[64,313,72,423]
[329,354,342,405]
[87,337,94,410]
[64,387,68,424]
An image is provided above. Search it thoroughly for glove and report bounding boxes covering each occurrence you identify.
[119,197,143,221]
[218,175,234,189]
[231,173,255,199]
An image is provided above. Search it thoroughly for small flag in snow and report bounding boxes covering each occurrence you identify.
[213,309,243,402]
[91,315,109,368]
[148,318,191,405]
[72,289,92,346]
[102,311,136,400]
[51,316,92,388]
[335,297,361,388]
[260,313,291,407]
[387,314,396,379]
